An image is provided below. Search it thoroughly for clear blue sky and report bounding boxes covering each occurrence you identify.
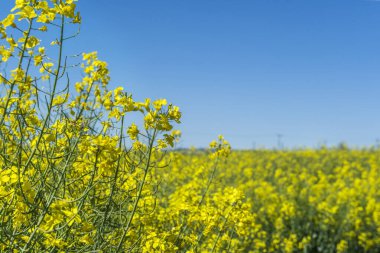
[2,0,380,148]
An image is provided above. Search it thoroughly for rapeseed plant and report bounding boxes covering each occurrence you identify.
[0,0,181,251]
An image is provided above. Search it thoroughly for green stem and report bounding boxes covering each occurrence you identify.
[0,20,33,127]
[22,15,65,175]
[115,129,157,252]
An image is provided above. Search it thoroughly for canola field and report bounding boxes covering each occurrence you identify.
[0,0,379,252]
[153,148,380,252]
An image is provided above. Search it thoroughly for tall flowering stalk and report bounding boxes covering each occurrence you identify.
[0,0,181,251]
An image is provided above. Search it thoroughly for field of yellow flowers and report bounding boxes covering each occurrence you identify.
[153,148,380,252]
[0,0,379,252]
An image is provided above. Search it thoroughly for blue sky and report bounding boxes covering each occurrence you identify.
[2,0,380,148]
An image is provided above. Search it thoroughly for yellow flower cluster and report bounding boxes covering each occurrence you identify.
[0,1,182,251]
